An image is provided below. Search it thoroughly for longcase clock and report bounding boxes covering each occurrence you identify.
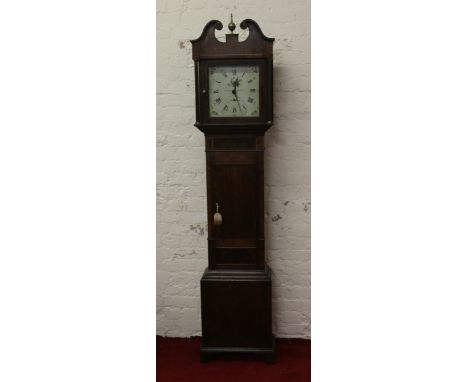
[190,16,275,363]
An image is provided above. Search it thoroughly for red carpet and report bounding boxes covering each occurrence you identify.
[156,336,310,382]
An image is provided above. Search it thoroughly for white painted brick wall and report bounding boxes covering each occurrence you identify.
[157,0,310,339]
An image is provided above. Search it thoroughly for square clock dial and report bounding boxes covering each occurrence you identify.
[209,65,260,117]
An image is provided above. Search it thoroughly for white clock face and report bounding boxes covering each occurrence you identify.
[208,65,260,118]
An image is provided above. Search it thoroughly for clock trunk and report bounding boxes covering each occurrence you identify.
[206,136,265,269]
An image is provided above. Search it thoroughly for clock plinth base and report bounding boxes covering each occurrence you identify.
[200,335,276,364]
[200,266,275,364]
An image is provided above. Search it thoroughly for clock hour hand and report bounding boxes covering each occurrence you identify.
[231,78,242,111]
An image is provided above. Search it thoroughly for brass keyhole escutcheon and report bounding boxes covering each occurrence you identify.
[213,203,222,226]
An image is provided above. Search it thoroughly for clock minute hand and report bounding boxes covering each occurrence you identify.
[235,96,242,112]
[234,91,242,112]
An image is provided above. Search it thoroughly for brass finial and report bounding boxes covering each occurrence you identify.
[228,13,236,33]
